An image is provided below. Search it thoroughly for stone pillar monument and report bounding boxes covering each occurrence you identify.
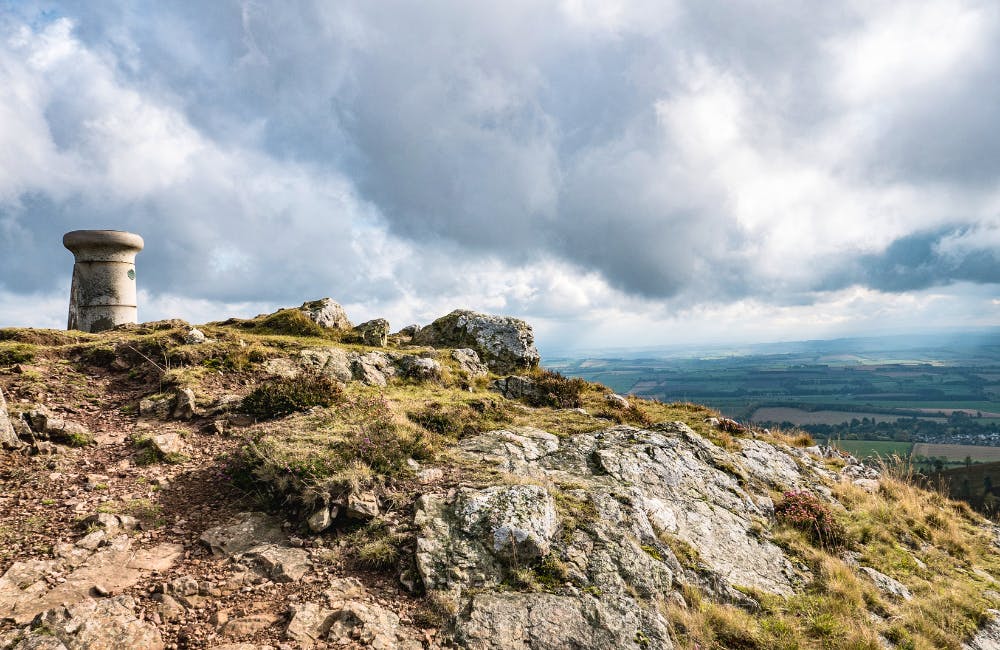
[63,230,144,332]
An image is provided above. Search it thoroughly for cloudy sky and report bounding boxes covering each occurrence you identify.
[1,1,998,354]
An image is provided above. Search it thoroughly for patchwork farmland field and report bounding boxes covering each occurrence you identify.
[832,440,913,459]
[911,443,1000,463]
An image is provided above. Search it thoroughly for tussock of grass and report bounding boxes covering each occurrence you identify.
[242,375,344,420]
[0,342,37,365]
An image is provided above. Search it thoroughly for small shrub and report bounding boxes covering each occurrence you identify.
[242,375,343,420]
[357,538,401,568]
[775,490,847,550]
[254,309,326,337]
[524,370,588,408]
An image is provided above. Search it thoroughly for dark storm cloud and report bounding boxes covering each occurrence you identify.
[848,228,1000,292]
[1,0,999,319]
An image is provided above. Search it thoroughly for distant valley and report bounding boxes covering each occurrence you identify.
[550,329,1000,470]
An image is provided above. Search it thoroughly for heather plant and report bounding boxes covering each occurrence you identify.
[775,489,848,550]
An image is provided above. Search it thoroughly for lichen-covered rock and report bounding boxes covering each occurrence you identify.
[0,389,22,450]
[200,512,287,557]
[455,485,558,562]
[354,318,390,347]
[171,387,197,419]
[299,347,353,382]
[299,298,352,330]
[966,610,1000,650]
[458,427,559,477]
[489,376,543,401]
[452,348,489,377]
[412,310,540,373]
[860,566,912,600]
[455,592,673,650]
[351,352,395,387]
[398,355,441,380]
[184,328,207,344]
[23,406,90,445]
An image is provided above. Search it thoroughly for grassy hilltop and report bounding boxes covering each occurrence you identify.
[2,310,1000,649]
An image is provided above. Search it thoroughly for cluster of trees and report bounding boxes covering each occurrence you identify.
[769,413,996,443]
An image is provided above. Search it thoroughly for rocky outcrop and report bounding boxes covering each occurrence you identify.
[23,406,91,445]
[398,354,442,380]
[413,310,540,373]
[413,421,837,646]
[489,375,543,401]
[354,318,390,347]
[299,298,352,330]
[452,348,489,378]
[0,389,22,450]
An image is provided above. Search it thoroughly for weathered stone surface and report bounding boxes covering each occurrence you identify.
[345,490,380,519]
[138,395,173,419]
[489,376,543,402]
[415,420,815,648]
[455,592,673,650]
[454,485,558,562]
[0,534,182,626]
[398,355,441,380]
[184,328,207,344]
[327,601,422,650]
[452,348,489,378]
[298,348,353,382]
[860,566,912,601]
[354,318,390,348]
[200,512,286,557]
[351,352,395,387]
[241,544,311,583]
[307,506,332,533]
[605,393,630,409]
[148,431,184,457]
[24,406,90,445]
[965,610,1000,650]
[0,389,22,450]
[171,387,197,419]
[27,595,163,649]
[458,427,559,477]
[412,310,540,373]
[285,601,336,646]
[221,612,283,638]
[299,298,352,330]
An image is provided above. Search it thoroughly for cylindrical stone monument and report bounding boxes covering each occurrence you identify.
[63,230,144,332]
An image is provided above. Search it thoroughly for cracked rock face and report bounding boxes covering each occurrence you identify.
[412,310,540,373]
[455,485,558,562]
[414,421,828,648]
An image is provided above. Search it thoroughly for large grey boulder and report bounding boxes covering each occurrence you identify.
[354,319,390,348]
[299,298,352,330]
[0,389,22,450]
[412,310,540,373]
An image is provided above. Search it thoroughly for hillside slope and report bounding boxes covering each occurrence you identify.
[1,305,1000,649]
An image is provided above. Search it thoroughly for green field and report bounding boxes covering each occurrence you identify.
[831,440,913,459]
